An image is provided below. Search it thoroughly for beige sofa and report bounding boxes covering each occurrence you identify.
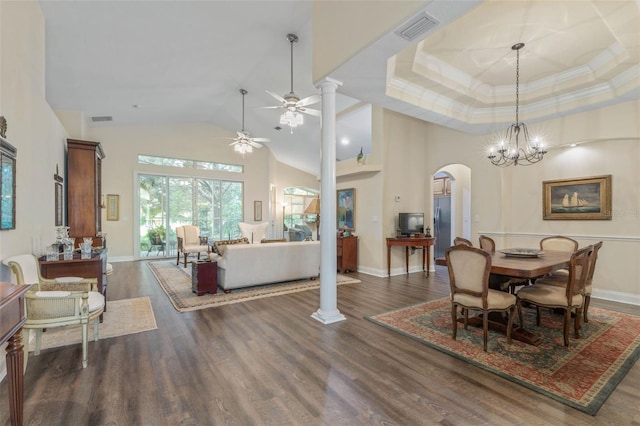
[214,241,320,291]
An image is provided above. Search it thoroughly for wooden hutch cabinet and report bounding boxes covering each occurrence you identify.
[337,235,358,273]
[66,139,105,247]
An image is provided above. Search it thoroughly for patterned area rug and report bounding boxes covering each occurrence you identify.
[40,296,157,350]
[366,297,640,415]
[147,260,361,312]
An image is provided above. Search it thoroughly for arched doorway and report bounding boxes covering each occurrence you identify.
[432,165,471,258]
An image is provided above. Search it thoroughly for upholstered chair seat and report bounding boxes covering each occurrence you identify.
[516,245,593,347]
[446,244,516,352]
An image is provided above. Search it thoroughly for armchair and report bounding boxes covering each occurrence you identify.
[2,254,105,368]
[176,225,210,267]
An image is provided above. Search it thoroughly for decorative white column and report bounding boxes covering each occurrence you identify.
[311,77,346,325]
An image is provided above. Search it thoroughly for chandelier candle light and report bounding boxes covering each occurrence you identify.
[488,43,547,167]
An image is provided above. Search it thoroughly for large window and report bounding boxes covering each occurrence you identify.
[139,174,243,257]
[283,187,319,229]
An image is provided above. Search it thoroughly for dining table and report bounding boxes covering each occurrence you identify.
[463,248,573,345]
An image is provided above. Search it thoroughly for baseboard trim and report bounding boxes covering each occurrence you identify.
[592,289,640,306]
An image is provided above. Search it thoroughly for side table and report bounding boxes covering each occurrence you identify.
[192,260,217,296]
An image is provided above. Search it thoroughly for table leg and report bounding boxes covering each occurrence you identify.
[426,245,431,277]
[387,245,391,277]
[6,327,24,426]
[422,245,426,272]
[405,247,409,274]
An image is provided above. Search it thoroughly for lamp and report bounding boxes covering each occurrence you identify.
[488,43,548,167]
[304,198,320,240]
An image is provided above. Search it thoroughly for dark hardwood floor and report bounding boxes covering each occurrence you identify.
[2,260,639,425]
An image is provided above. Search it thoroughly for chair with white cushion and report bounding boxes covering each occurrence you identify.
[2,254,105,368]
[446,244,516,352]
[176,225,210,267]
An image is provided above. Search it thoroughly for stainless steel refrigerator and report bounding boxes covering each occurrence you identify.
[434,195,452,258]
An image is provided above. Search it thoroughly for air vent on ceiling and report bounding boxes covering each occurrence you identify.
[395,11,439,42]
[274,126,282,131]
[90,116,113,122]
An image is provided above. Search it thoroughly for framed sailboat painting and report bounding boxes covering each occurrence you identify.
[543,175,612,220]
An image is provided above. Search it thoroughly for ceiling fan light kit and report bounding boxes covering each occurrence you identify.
[229,88,270,157]
[488,43,548,167]
[265,33,320,133]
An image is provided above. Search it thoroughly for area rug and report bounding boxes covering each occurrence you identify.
[147,260,361,312]
[366,297,640,415]
[40,296,157,350]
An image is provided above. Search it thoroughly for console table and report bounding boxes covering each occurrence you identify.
[386,237,436,276]
[1,282,32,426]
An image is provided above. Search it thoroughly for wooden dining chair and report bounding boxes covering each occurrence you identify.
[516,245,592,347]
[539,235,579,279]
[454,236,473,247]
[479,235,530,294]
[534,241,603,323]
[446,244,516,351]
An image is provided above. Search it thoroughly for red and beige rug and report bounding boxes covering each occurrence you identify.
[367,297,640,415]
[148,260,360,313]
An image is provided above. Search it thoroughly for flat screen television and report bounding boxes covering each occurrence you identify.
[398,212,424,236]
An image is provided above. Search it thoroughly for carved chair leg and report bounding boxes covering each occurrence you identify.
[506,306,515,345]
[451,304,458,340]
[563,309,571,347]
[583,295,591,323]
[482,311,489,351]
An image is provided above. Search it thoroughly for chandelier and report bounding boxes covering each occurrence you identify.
[488,43,547,167]
[233,142,253,156]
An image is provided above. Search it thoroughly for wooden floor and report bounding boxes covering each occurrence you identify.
[2,260,639,425]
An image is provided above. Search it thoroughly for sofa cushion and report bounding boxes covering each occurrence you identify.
[238,222,269,244]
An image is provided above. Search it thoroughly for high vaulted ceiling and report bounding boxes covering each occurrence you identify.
[40,1,640,175]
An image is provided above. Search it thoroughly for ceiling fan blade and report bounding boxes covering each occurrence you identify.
[249,141,263,148]
[251,137,270,142]
[265,90,286,104]
[228,141,239,146]
[300,107,321,117]
[260,105,284,110]
[297,94,321,107]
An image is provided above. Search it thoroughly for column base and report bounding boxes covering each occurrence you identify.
[311,309,346,324]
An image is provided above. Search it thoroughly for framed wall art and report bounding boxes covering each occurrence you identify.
[0,132,17,230]
[254,200,262,221]
[106,194,119,221]
[543,175,612,220]
[337,188,355,230]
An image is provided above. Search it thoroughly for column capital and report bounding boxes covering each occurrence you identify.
[316,77,343,91]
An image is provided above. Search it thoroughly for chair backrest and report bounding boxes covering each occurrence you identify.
[565,245,593,298]
[454,237,473,247]
[176,225,201,246]
[446,245,491,300]
[2,254,41,285]
[478,235,495,253]
[585,241,603,288]
[540,235,578,252]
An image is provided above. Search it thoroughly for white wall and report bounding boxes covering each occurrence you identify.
[0,0,69,381]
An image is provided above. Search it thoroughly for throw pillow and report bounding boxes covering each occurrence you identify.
[238,222,269,244]
[213,237,249,254]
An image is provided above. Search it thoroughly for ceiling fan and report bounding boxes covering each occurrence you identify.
[264,33,321,133]
[228,89,270,156]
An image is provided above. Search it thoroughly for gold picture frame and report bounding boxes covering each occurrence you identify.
[254,200,262,221]
[543,175,612,220]
[106,194,119,221]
